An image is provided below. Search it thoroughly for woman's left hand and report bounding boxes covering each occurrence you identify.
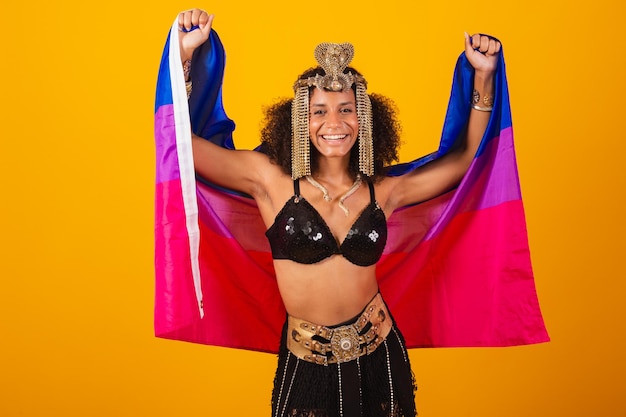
[464,33,501,75]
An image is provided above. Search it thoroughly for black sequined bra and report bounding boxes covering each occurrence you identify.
[265,178,387,266]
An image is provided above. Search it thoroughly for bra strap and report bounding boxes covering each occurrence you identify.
[294,178,301,196]
[366,178,375,203]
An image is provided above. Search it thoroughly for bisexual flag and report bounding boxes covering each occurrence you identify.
[154,21,549,352]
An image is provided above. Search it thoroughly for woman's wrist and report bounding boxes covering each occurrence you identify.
[181,57,193,99]
[471,72,495,111]
[473,70,495,87]
[180,43,195,66]
[183,58,192,81]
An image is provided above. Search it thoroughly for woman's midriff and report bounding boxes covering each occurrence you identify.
[273,256,379,326]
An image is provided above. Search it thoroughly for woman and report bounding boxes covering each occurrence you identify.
[173,8,499,417]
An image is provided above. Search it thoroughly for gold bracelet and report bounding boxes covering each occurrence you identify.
[472,89,494,107]
[472,104,493,112]
[185,80,192,99]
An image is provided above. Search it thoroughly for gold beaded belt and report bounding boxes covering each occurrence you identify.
[286,293,392,365]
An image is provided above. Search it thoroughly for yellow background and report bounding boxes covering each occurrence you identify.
[1,0,624,415]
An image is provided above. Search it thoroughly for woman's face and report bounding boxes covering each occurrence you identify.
[308,88,359,161]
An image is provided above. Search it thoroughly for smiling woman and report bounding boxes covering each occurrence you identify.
[153,7,548,417]
[260,66,402,186]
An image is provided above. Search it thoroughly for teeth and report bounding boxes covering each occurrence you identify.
[322,135,346,140]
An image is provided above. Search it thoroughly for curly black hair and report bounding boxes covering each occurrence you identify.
[259,66,402,182]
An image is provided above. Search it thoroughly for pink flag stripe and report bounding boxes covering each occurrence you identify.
[379,199,548,347]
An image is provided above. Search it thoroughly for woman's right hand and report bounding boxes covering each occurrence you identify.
[178,9,214,61]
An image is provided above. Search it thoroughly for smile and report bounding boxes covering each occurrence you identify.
[321,134,348,141]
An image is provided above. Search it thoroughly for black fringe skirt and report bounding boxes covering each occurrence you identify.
[271,302,417,417]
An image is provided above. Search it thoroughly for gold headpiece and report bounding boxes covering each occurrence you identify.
[291,42,374,179]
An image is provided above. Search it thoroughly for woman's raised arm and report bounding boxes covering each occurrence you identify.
[385,33,501,211]
[178,9,275,198]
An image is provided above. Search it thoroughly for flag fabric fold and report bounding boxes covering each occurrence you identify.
[153,21,549,353]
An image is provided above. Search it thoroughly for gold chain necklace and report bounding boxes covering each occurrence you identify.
[305,174,362,216]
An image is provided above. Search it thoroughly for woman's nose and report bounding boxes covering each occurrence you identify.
[325,111,341,127]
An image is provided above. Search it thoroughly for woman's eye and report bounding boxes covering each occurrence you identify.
[341,108,353,113]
